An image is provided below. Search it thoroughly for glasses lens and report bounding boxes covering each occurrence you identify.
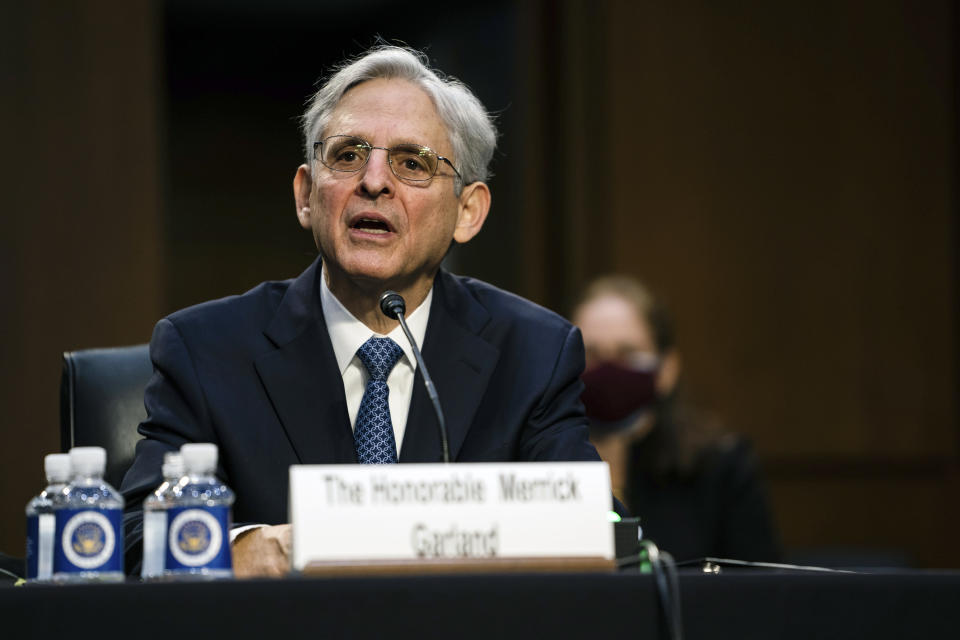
[321,136,370,171]
[389,144,438,181]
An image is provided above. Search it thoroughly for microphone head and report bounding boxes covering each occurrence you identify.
[379,290,406,319]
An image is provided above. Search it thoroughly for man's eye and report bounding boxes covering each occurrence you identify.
[403,157,427,172]
[330,144,368,168]
[392,148,433,177]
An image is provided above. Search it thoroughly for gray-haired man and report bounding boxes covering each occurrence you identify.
[121,46,609,576]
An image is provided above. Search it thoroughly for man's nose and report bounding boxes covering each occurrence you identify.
[357,148,394,197]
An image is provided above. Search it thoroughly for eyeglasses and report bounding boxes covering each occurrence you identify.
[313,135,462,183]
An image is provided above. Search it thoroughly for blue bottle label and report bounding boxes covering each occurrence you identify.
[26,515,38,579]
[54,508,123,573]
[165,505,232,571]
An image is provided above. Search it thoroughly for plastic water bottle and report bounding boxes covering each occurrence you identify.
[164,443,234,579]
[25,454,72,581]
[53,447,125,582]
[141,452,184,580]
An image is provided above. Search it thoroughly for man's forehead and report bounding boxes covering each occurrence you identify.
[322,78,450,149]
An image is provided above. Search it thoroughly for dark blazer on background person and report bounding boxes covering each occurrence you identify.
[120,256,603,570]
[627,437,780,563]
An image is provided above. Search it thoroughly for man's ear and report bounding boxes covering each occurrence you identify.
[293,164,313,229]
[452,182,491,244]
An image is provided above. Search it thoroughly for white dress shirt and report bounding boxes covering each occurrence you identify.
[319,267,432,453]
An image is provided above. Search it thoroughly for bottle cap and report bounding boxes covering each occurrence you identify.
[180,443,218,474]
[44,453,72,482]
[69,446,106,476]
[162,452,184,479]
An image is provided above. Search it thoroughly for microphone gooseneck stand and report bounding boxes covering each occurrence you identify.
[378,290,450,463]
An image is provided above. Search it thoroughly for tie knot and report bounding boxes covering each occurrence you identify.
[357,337,405,381]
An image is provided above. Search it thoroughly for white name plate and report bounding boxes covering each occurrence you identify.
[289,462,614,570]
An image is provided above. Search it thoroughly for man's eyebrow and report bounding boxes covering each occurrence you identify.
[333,135,441,151]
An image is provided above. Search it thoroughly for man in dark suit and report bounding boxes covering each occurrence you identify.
[121,45,606,576]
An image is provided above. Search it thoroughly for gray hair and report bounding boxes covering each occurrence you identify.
[301,45,497,192]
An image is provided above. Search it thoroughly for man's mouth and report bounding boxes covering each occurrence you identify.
[350,215,394,235]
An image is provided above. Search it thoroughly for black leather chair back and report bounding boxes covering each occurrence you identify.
[60,345,152,488]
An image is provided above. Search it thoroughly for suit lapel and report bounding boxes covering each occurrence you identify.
[400,271,500,462]
[254,258,356,464]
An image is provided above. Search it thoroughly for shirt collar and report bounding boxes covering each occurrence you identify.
[320,265,432,375]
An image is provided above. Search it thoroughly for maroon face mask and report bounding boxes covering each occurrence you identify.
[580,361,658,431]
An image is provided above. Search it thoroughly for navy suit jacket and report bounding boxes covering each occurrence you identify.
[120,257,604,568]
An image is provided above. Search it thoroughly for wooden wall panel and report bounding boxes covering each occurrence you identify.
[767,461,960,567]
[0,2,162,557]
[598,0,956,459]
[523,0,957,564]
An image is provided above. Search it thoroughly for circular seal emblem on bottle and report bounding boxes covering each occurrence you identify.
[62,511,116,569]
[168,509,223,567]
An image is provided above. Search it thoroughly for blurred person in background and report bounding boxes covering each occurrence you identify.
[572,275,780,562]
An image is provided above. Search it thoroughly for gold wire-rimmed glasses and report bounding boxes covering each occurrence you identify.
[313,135,462,183]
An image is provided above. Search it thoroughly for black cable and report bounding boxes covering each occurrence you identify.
[639,540,683,640]
[674,557,856,574]
[660,549,682,639]
[0,566,24,582]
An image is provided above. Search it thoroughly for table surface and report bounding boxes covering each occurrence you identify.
[4,568,960,639]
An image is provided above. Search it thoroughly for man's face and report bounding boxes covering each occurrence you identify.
[298,78,467,297]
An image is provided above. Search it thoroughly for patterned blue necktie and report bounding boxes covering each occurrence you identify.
[354,337,405,464]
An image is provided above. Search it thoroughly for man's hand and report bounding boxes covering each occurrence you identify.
[231,524,292,578]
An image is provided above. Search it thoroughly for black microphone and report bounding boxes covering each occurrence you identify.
[378,290,450,463]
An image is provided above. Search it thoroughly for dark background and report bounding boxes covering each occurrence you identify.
[2,1,957,567]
